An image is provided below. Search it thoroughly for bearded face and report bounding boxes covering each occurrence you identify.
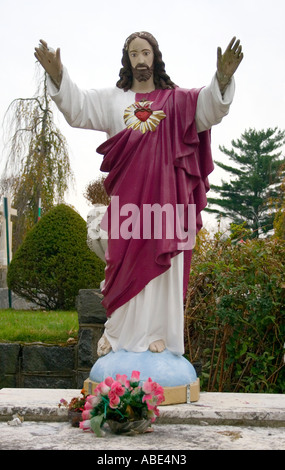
[132,63,154,82]
[128,37,154,83]
[117,31,175,91]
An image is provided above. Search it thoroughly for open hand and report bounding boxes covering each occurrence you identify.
[34,39,63,88]
[217,37,243,93]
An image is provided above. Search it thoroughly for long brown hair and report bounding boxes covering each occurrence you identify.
[116,32,176,91]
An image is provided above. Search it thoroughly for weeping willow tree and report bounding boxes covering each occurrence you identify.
[1,70,73,252]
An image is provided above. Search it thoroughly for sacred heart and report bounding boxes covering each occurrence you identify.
[135,108,153,122]
[124,100,166,133]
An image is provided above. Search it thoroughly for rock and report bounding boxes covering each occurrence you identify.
[76,289,107,325]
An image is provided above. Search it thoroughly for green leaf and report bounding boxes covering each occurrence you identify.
[90,414,105,437]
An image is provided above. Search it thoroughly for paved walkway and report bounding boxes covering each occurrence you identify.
[0,388,284,451]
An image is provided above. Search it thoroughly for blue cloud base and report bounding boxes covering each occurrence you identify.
[89,349,197,387]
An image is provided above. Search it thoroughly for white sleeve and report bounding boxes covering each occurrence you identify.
[47,66,109,132]
[195,74,235,133]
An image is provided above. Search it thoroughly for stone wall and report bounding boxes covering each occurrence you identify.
[0,289,106,389]
[0,268,8,289]
[76,289,106,387]
[0,342,76,389]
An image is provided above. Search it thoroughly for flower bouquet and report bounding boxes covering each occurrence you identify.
[79,371,165,437]
[58,388,87,427]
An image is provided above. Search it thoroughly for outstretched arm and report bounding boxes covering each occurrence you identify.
[34,39,63,89]
[216,37,243,95]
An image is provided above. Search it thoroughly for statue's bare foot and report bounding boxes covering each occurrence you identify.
[97,334,112,357]
[149,339,165,353]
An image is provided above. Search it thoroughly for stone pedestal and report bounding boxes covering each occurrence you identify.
[84,377,200,405]
[84,349,200,405]
[77,289,200,403]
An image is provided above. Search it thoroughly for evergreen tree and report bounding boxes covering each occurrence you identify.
[1,70,73,252]
[206,128,285,237]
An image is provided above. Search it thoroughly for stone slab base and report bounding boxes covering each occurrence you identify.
[84,377,200,405]
[1,389,285,428]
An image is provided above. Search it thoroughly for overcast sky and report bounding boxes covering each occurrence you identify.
[1,0,284,231]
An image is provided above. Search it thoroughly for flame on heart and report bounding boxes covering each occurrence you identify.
[124,100,166,133]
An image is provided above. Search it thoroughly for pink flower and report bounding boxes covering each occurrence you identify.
[85,395,101,409]
[115,374,130,388]
[142,378,165,405]
[142,393,158,410]
[95,381,110,396]
[155,393,164,406]
[142,394,164,410]
[142,377,154,394]
[82,409,91,420]
[79,419,91,432]
[151,383,165,405]
[108,389,121,409]
[83,401,93,411]
[107,381,126,409]
[142,378,165,411]
[105,376,114,387]
[154,406,160,418]
[59,398,68,407]
[130,371,140,383]
[111,381,126,396]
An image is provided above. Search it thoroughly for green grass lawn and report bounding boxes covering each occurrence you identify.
[0,309,79,344]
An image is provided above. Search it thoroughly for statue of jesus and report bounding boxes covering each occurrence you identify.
[35,32,243,358]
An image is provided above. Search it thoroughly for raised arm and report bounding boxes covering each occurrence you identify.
[34,39,113,134]
[34,39,63,89]
[195,37,243,132]
[216,37,243,95]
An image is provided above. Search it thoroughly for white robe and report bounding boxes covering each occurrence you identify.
[48,69,235,355]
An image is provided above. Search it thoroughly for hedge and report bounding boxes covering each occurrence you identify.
[185,228,285,393]
[7,204,105,310]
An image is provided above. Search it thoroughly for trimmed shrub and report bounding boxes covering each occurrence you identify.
[7,204,105,310]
